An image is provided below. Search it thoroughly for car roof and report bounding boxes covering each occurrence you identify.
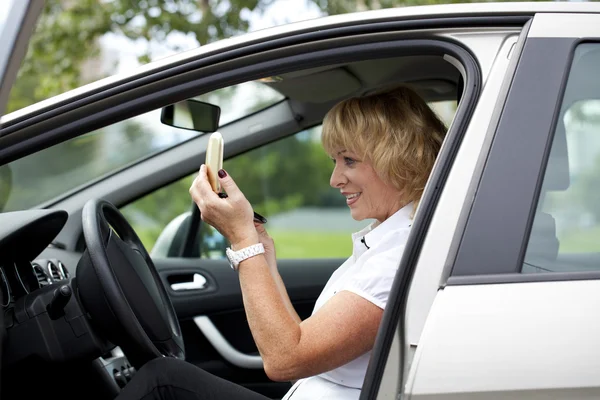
[3,1,599,125]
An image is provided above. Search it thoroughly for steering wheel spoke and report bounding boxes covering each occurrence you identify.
[77,199,185,369]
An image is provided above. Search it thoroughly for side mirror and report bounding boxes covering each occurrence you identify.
[161,99,221,133]
[151,211,227,259]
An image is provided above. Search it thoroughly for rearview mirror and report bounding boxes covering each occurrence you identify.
[161,99,221,133]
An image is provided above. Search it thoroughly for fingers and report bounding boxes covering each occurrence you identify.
[216,169,243,199]
[254,222,271,239]
[255,222,267,235]
[190,165,216,202]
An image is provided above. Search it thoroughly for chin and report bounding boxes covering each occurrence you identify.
[350,209,367,221]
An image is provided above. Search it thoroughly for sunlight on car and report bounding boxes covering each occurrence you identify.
[0,1,13,29]
[192,81,285,126]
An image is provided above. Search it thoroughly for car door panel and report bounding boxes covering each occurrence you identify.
[154,257,341,397]
[407,281,600,399]
[401,13,600,400]
[0,0,43,117]
[155,259,339,318]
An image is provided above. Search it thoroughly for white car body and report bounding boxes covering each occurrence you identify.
[1,2,600,400]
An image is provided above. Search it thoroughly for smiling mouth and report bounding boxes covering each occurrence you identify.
[345,192,361,206]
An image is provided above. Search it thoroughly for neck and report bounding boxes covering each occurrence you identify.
[377,201,410,224]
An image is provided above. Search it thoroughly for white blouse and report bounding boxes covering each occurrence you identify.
[283,203,414,400]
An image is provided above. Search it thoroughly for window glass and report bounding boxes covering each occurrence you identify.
[124,100,456,260]
[125,125,365,259]
[523,44,600,273]
[0,81,283,212]
[222,125,363,259]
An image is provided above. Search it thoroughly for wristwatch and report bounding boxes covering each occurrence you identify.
[226,243,265,271]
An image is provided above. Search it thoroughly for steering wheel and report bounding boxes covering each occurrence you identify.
[76,198,185,368]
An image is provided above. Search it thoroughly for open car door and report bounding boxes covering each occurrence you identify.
[0,0,43,121]
[0,0,43,393]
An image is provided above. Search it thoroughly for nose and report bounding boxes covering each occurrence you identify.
[330,163,347,188]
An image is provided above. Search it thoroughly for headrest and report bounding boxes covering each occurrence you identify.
[543,121,569,191]
[542,45,600,192]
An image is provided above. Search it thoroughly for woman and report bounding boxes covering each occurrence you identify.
[116,85,446,400]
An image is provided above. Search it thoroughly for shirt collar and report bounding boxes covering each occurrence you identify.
[351,202,414,254]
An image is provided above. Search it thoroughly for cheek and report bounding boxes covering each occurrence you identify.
[352,166,379,187]
[364,178,397,205]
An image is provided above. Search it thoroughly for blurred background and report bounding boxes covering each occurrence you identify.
[5,0,599,259]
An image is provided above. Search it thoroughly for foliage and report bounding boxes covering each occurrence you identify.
[7,0,273,113]
[223,130,341,217]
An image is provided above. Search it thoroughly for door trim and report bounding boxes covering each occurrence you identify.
[193,316,263,369]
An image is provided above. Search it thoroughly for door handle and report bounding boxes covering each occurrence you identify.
[170,273,207,291]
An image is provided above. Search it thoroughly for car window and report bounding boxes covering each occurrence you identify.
[125,125,366,260]
[523,43,600,274]
[123,99,456,260]
[0,81,283,212]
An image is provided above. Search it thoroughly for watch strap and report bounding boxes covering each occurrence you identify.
[226,243,265,270]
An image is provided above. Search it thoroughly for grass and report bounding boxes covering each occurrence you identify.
[559,227,600,253]
[269,230,352,259]
[135,226,352,259]
[137,223,600,260]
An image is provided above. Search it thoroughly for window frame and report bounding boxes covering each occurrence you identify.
[111,41,476,261]
[448,37,600,285]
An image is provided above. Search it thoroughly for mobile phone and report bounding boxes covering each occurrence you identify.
[204,132,267,224]
[205,131,224,193]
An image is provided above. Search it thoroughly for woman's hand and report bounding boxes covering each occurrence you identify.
[189,165,258,249]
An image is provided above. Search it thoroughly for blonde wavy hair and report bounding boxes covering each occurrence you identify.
[322,85,447,209]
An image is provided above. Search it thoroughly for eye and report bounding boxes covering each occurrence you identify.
[343,157,356,166]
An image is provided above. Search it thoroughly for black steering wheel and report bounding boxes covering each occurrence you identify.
[76,198,184,368]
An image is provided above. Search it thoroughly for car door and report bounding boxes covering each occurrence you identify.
[0,6,527,399]
[0,1,43,120]
[117,122,356,398]
[0,0,43,390]
[368,12,600,400]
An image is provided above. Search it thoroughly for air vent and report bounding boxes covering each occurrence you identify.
[32,263,51,288]
[58,261,69,279]
[47,261,62,281]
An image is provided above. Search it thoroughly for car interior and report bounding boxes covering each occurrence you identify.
[523,45,600,274]
[0,52,461,399]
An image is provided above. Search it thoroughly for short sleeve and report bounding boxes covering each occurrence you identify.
[341,233,408,309]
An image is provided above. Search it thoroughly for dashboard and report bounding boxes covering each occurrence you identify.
[0,209,71,311]
[0,208,114,370]
[1,257,71,309]
[0,209,136,397]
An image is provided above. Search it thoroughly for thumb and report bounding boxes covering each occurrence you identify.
[217,169,242,198]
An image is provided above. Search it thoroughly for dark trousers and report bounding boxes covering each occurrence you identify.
[116,357,271,400]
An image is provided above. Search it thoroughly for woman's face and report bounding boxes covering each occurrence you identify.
[329,149,404,223]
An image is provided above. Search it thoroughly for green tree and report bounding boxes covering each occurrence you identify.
[224,129,339,217]
[7,0,274,113]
